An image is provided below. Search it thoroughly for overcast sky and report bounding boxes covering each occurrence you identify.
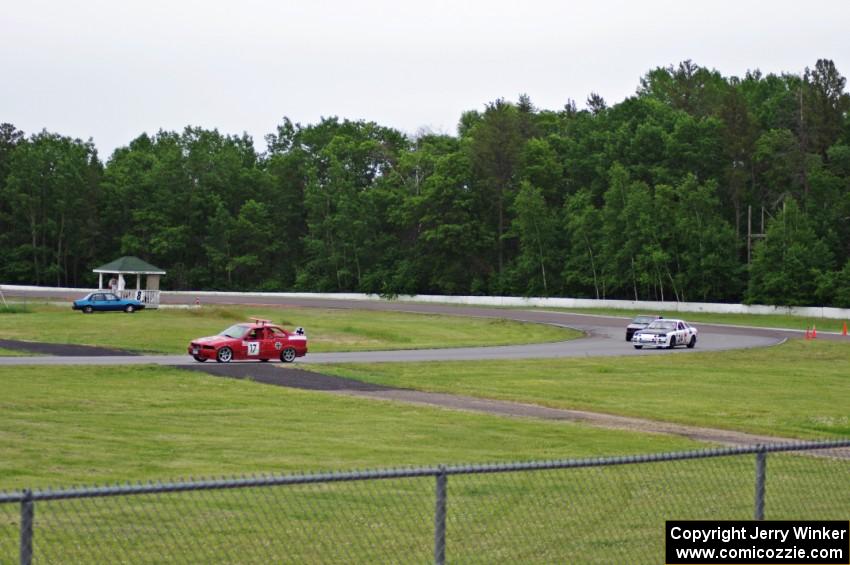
[3,0,848,158]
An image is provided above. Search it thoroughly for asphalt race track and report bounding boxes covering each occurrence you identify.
[0,289,799,366]
[4,288,848,449]
[0,300,794,365]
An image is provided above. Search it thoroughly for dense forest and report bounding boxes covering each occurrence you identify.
[2,60,849,306]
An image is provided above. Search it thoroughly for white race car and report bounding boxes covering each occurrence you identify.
[631,319,698,349]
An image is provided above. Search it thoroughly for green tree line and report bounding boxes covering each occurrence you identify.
[2,60,849,306]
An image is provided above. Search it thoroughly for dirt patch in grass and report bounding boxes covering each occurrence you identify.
[182,363,850,457]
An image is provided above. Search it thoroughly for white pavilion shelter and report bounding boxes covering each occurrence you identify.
[93,256,166,308]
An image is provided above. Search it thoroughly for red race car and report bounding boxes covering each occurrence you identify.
[188,318,308,363]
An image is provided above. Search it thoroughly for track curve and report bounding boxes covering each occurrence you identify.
[0,289,807,366]
[2,289,839,448]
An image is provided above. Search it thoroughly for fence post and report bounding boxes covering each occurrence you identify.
[434,466,447,565]
[754,449,766,520]
[19,489,33,565]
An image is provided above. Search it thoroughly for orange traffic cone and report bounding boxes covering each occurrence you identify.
[843,321,848,337]
[812,324,817,339]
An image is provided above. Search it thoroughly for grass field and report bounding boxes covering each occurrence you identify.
[315,340,850,440]
[2,303,849,562]
[0,364,700,488]
[0,304,577,354]
[0,364,847,563]
[1,448,847,563]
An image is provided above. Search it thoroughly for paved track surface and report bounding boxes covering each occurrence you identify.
[3,287,843,450]
[8,286,844,338]
[0,288,807,366]
[0,339,138,357]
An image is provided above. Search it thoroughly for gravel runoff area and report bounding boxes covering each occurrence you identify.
[0,339,808,448]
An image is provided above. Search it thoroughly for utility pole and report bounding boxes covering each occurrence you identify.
[747,205,768,264]
[798,75,810,197]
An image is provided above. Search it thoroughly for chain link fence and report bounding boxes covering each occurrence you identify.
[1,440,849,564]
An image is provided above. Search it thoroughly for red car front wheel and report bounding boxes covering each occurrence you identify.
[216,347,233,363]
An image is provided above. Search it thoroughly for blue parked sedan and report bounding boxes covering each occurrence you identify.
[72,292,145,314]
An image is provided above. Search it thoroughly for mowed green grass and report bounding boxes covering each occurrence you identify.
[2,323,849,562]
[0,304,577,354]
[2,449,848,564]
[1,365,848,563]
[315,340,850,440]
[0,364,699,489]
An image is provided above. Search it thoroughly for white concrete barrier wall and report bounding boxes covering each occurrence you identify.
[3,284,850,320]
[162,290,850,319]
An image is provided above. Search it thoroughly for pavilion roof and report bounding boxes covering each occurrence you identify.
[92,256,166,275]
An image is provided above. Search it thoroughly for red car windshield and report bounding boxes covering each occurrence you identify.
[219,324,250,339]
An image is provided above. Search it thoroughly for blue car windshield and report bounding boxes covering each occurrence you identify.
[219,324,249,339]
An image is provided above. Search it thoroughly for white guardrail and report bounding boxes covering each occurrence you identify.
[3,285,850,320]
